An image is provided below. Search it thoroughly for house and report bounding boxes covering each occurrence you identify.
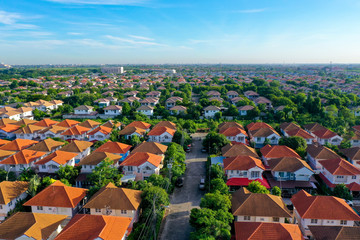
[124,91,139,97]
[104,105,122,116]
[221,143,259,158]
[219,127,248,144]
[254,97,273,109]
[0,181,29,221]
[203,105,221,118]
[0,124,21,139]
[226,91,239,99]
[232,188,291,223]
[260,145,300,165]
[126,121,151,131]
[247,122,281,147]
[0,149,46,174]
[0,212,67,240]
[318,158,360,191]
[234,222,303,240]
[119,126,147,140]
[136,105,154,116]
[147,126,176,143]
[120,152,162,181]
[0,138,38,152]
[119,96,140,106]
[94,98,110,107]
[94,141,131,161]
[102,120,121,130]
[16,107,34,119]
[35,150,78,173]
[131,142,168,157]
[266,157,315,196]
[231,97,244,105]
[291,190,360,238]
[24,181,87,217]
[153,121,177,130]
[170,105,187,115]
[279,122,301,135]
[33,118,59,128]
[207,90,221,98]
[238,105,254,116]
[165,97,183,109]
[139,97,159,106]
[306,144,340,172]
[312,128,343,146]
[286,128,315,145]
[56,119,80,128]
[244,91,259,100]
[83,183,142,227]
[74,105,94,115]
[59,140,93,163]
[350,131,360,147]
[224,156,268,190]
[146,90,161,98]
[78,152,121,173]
[14,124,45,140]
[209,97,224,103]
[12,119,38,127]
[218,122,244,132]
[27,138,65,153]
[0,118,17,126]
[60,125,90,141]
[88,126,112,142]
[340,147,360,169]
[78,119,101,130]
[54,214,132,240]
[37,125,68,140]
[309,226,360,240]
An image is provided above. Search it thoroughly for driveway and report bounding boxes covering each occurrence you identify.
[159,133,207,240]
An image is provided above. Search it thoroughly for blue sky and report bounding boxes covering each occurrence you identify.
[1,0,360,64]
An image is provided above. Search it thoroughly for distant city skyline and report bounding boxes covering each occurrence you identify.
[1,0,360,64]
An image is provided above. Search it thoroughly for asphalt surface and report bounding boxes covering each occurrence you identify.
[159,133,207,240]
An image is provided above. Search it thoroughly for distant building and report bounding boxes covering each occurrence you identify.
[101,66,124,74]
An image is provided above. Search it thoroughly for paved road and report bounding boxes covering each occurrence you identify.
[160,133,207,240]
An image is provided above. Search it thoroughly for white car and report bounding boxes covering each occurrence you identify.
[199,178,205,190]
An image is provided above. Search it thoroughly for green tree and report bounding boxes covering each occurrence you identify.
[122,102,131,116]
[27,175,41,197]
[210,178,228,195]
[210,164,225,181]
[247,181,270,194]
[333,184,353,201]
[224,105,239,116]
[88,159,123,188]
[18,168,36,181]
[271,186,282,196]
[130,135,141,147]
[56,165,80,185]
[200,191,231,211]
[141,186,170,209]
[279,136,307,151]
[0,169,16,181]
[203,132,230,154]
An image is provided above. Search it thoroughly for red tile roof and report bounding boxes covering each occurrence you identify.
[94,141,131,154]
[261,145,300,159]
[0,139,38,151]
[319,158,360,175]
[120,152,162,167]
[223,156,264,171]
[147,126,176,136]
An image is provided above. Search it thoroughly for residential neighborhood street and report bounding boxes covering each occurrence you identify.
[159,133,207,240]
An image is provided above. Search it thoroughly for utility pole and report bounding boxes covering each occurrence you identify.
[153,198,157,240]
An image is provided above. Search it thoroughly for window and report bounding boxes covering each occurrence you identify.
[279,172,285,177]
[337,176,344,179]
[273,217,279,222]
[95,209,101,213]
[340,220,347,225]
[311,219,317,224]
[42,165,46,169]
[37,206,43,210]
[0,205,2,209]
[121,210,127,214]
[128,166,133,171]
[352,176,356,179]
[8,201,13,207]
[251,171,260,178]
[243,216,250,220]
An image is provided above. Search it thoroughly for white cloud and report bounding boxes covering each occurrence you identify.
[0,10,22,25]
[128,34,154,41]
[67,32,83,35]
[0,10,39,29]
[47,0,148,5]
[235,8,266,14]
[105,35,166,46]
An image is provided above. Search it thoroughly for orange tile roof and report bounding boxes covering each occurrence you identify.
[224,156,264,171]
[247,122,274,131]
[61,125,90,136]
[34,150,78,165]
[78,152,121,166]
[0,149,46,165]
[54,214,131,240]
[94,141,131,154]
[222,143,259,158]
[126,121,151,129]
[312,129,338,139]
[59,140,93,153]
[261,145,300,159]
[38,125,68,134]
[119,126,146,136]
[78,119,101,129]
[24,181,87,208]
[0,181,29,204]
[291,190,360,221]
[0,123,21,132]
[13,124,45,134]
[319,158,360,175]
[131,142,168,155]
[306,144,340,160]
[153,121,176,130]
[87,125,112,136]
[0,118,17,126]
[0,212,67,240]
[219,122,245,132]
[56,119,80,128]
[120,152,162,167]
[279,122,301,132]
[286,128,314,139]
[148,126,176,136]
[33,118,59,127]
[12,119,38,126]
[220,126,248,137]
[27,138,65,152]
[0,139,38,151]
[234,222,303,240]
[0,139,10,146]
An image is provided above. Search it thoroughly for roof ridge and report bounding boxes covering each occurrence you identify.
[62,185,77,208]
[247,222,263,239]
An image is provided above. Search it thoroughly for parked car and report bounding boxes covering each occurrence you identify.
[175,177,184,187]
[345,199,354,207]
[201,148,207,153]
[199,178,205,190]
[185,146,191,152]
